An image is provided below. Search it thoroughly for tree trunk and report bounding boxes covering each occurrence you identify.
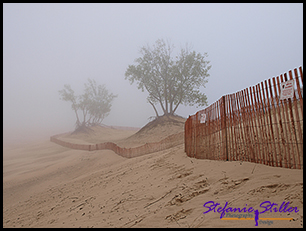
[172,96,183,115]
[73,108,81,128]
[169,98,173,115]
[164,90,168,114]
[149,100,159,117]
[158,98,166,115]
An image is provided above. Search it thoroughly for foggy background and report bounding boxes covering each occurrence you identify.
[3,3,303,145]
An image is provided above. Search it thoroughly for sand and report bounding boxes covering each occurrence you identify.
[3,122,303,228]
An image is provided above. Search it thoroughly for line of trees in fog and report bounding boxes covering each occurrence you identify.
[59,79,117,132]
[125,39,211,117]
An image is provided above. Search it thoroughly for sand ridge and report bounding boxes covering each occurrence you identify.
[3,118,303,228]
[56,115,186,149]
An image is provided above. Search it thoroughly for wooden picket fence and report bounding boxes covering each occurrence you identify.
[185,66,303,169]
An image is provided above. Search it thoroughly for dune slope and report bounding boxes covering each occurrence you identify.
[3,118,303,228]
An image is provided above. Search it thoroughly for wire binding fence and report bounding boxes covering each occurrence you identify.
[185,66,303,169]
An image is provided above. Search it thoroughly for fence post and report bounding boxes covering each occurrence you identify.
[222,96,228,161]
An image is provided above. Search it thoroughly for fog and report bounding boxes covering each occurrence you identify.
[3,3,303,145]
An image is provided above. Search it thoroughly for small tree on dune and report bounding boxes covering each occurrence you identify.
[59,78,117,132]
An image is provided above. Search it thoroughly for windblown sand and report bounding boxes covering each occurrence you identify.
[3,123,303,228]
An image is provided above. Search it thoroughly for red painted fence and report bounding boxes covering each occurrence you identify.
[185,66,303,169]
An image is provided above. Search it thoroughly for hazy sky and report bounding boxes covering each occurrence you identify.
[3,3,303,144]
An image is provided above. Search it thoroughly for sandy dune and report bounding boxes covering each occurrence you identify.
[3,121,303,228]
